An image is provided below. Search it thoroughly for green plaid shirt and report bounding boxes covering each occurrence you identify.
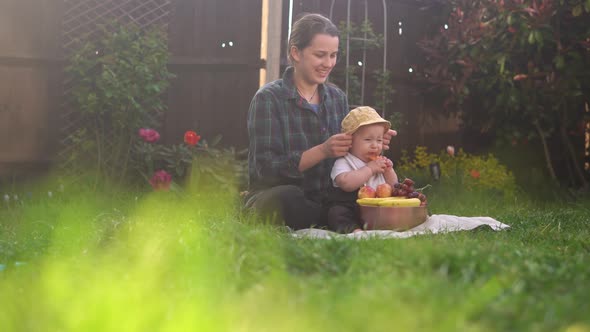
[247,67,349,201]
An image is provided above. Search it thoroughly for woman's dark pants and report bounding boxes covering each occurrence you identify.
[244,185,328,230]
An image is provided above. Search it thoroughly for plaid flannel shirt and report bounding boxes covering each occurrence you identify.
[247,67,349,201]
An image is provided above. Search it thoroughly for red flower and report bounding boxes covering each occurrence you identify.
[138,128,160,143]
[513,74,528,81]
[184,131,201,146]
[470,169,481,179]
[149,170,172,191]
[508,26,517,34]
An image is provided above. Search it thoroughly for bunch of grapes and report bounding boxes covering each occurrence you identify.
[393,178,428,207]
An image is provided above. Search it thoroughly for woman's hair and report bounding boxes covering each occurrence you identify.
[287,13,339,64]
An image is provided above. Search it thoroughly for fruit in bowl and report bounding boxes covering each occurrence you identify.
[376,183,393,198]
[356,178,429,231]
[358,185,376,199]
[357,178,427,204]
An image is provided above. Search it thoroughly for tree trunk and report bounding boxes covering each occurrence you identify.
[565,149,576,187]
[560,124,589,189]
[534,121,558,182]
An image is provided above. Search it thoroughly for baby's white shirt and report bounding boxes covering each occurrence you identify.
[330,153,386,189]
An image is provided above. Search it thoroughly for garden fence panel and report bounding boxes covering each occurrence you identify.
[0,0,63,177]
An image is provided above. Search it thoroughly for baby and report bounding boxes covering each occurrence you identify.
[327,106,398,233]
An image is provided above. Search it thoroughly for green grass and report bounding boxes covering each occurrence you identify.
[1,176,590,332]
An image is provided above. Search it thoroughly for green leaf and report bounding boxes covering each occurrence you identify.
[572,4,583,16]
[554,55,565,70]
[585,0,590,12]
[497,55,506,74]
[528,32,536,45]
[533,31,543,45]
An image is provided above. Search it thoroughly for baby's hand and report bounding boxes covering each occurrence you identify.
[383,157,394,168]
[367,158,387,174]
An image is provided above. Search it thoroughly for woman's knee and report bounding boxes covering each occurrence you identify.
[247,185,304,222]
[270,185,305,204]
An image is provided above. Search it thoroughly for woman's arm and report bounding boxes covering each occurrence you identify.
[248,93,304,185]
[299,84,352,172]
[299,133,353,172]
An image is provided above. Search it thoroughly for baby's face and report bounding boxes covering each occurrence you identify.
[350,124,385,162]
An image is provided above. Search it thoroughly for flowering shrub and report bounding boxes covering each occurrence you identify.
[149,170,172,191]
[414,0,590,187]
[139,129,161,143]
[132,129,247,192]
[396,146,517,195]
[65,22,174,182]
[183,131,201,146]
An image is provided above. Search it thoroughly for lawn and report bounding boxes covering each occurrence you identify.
[1,177,589,332]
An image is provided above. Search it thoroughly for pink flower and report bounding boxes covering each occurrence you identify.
[513,74,528,81]
[470,169,481,179]
[139,128,160,143]
[446,145,455,157]
[149,170,172,191]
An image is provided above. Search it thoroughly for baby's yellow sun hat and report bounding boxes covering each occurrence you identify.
[341,106,391,134]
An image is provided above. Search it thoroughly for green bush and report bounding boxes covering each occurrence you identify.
[396,146,517,197]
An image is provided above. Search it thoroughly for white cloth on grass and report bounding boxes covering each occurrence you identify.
[331,153,386,189]
[293,214,510,240]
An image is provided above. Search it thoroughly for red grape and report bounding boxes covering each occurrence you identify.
[403,178,415,187]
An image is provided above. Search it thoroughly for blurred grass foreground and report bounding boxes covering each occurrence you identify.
[1,172,590,332]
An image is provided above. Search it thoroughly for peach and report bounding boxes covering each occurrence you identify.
[358,185,377,199]
[376,183,393,198]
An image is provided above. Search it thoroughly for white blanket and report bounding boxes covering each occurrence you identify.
[293,214,510,239]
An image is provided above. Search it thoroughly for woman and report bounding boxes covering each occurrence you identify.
[246,13,395,230]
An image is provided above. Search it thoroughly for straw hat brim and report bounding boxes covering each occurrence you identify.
[343,119,391,135]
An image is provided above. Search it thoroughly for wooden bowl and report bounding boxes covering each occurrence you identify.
[359,205,429,231]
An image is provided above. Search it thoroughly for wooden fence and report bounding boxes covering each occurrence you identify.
[0,1,63,177]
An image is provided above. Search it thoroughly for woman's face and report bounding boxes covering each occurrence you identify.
[291,33,339,85]
[350,124,385,163]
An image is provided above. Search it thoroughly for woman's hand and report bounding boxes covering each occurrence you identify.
[382,129,398,151]
[321,133,352,158]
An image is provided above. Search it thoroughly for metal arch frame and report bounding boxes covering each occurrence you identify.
[329,0,388,113]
